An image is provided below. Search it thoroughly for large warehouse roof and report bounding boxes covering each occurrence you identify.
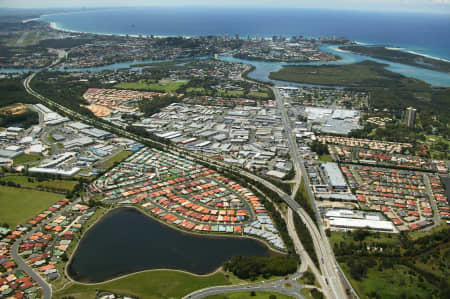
[329,217,394,231]
[322,162,347,188]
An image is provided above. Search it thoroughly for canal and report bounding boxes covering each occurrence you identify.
[68,207,273,283]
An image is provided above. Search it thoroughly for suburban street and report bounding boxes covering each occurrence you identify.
[10,199,81,299]
[22,64,354,299]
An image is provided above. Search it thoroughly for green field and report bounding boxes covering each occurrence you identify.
[247,92,270,99]
[114,80,188,93]
[341,262,438,299]
[0,186,65,228]
[268,61,428,88]
[217,90,244,97]
[54,270,230,299]
[206,291,294,299]
[318,154,333,162]
[0,175,78,192]
[101,150,134,170]
[186,87,208,94]
[13,153,42,164]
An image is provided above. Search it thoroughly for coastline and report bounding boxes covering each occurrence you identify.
[386,47,450,63]
[38,8,450,64]
[47,20,177,39]
[43,17,450,64]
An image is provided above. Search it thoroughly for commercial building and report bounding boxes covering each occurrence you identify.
[0,149,23,159]
[321,162,347,190]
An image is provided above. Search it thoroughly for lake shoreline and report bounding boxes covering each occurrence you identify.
[66,206,282,284]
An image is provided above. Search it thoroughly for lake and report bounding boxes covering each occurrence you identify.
[68,207,273,283]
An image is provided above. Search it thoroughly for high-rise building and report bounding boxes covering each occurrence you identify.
[405,107,417,128]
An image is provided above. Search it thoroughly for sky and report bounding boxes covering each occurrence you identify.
[0,0,449,13]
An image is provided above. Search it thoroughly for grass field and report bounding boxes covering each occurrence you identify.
[206,291,294,299]
[0,175,78,192]
[247,92,270,99]
[115,80,188,93]
[318,154,333,162]
[186,87,207,93]
[217,90,244,97]
[53,270,230,299]
[0,186,65,227]
[13,153,42,164]
[100,150,134,170]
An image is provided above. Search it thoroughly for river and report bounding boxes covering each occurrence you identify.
[4,44,449,87]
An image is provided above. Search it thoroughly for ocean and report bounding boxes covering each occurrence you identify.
[40,7,450,61]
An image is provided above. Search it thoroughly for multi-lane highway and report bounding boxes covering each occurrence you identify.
[272,86,352,299]
[22,65,354,299]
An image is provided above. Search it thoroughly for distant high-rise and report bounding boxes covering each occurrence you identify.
[405,107,417,128]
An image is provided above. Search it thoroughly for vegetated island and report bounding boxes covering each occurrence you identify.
[232,52,341,63]
[268,60,426,88]
[339,45,450,74]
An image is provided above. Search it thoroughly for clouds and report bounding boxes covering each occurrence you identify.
[0,0,449,13]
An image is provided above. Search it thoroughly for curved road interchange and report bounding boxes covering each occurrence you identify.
[18,61,354,299]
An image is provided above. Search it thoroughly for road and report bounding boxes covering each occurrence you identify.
[11,235,52,299]
[184,277,307,299]
[10,198,81,299]
[422,174,441,231]
[23,63,353,299]
[272,86,351,299]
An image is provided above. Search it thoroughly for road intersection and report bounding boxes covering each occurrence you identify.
[20,63,355,299]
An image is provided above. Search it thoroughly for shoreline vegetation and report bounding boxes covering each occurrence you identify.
[56,206,290,298]
[65,206,285,284]
[268,60,421,88]
[340,45,450,74]
[232,53,341,63]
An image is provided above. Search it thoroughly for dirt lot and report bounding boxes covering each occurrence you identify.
[82,104,113,117]
[0,103,27,115]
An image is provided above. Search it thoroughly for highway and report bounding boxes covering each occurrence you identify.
[272,86,351,299]
[23,65,353,299]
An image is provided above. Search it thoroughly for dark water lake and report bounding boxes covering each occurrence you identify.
[441,176,450,200]
[68,207,272,282]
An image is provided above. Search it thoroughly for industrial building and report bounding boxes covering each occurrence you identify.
[321,162,348,191]
[325,209,395,232]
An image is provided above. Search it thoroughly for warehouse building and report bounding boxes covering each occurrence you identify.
[321,162,348,190]
[81,128,113,139]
